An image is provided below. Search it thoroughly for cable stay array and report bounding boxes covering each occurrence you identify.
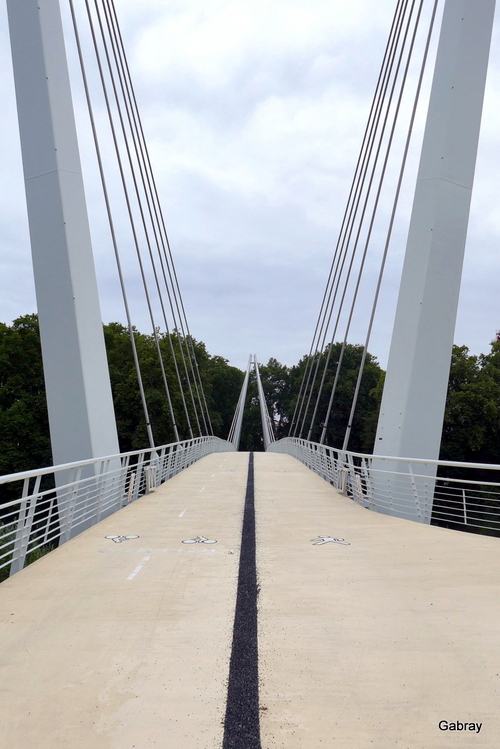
[289,0,440,451]
[67,0,213,446]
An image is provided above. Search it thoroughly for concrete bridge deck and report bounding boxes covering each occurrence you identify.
[1,451,499,748]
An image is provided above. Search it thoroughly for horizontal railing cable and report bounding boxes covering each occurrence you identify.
[269,437,500,538]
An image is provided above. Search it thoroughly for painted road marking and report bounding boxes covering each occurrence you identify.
[182,535,217,544]
[127,556,151,580]
[311,536,351,545]
[200,486,205,493]
[178,509,187,518]
[105,535,139,544]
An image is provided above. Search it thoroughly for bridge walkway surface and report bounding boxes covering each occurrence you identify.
[1,451,499,748]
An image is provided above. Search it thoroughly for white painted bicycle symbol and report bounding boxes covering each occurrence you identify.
[311,536,350,546]
[182,535,217,544]
[105,535,140,544]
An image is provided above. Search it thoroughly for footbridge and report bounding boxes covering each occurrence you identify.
[2,450,499,748]
[2,0,500,747]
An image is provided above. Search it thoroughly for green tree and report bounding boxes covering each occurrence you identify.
[0,315,52,476]
[203,354,245,439]
[286,343,384,452]
[104,323,245,449]
[0,316,245,476]
[238,347,384,452]
[440,343,500,464]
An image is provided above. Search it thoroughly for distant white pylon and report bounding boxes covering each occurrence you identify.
[254,355,275,450]
[228,355,252,450]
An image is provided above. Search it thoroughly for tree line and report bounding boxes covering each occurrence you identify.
[2,314,500,477]
[242,340,500,468]
[0,314,243,477]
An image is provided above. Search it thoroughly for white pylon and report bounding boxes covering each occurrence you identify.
[374,0,496,521]
[7,0,120,466]
[228,355,252,450]
[254,356,275,450]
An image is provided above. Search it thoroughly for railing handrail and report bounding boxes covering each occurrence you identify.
[269,437,500,535]
[0,435,235,579]
[0,435,227,486]
[276,437,500,472]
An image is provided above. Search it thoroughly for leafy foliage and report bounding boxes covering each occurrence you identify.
[241,345,384,452]
[0,315,244,474]
[3,315,500,473]
[0,315,52,477]
[440,342,500,464]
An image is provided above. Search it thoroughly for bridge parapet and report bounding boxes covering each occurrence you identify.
[0,436,234,580]
[269,437,500,537]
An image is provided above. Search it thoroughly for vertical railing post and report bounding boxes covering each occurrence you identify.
[132,455,145,501]
[60,467,82,544]
[408,465,422,521]
[363,458,376,510]
[10,476,41,576]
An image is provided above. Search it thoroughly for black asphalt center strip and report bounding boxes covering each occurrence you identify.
[222,452,261,749]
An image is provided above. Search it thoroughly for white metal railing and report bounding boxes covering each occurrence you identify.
[268,437,500,536]
[0,436,234,579]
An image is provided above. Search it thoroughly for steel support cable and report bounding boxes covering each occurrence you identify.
[299,52,401,441]
[97,1,205,440]
[68,0,157,449]
[296,0,413,438]
[104,0,212,437]
[299,0,412,439]
[314,0,421,444]
[290,0,409,437]
[104,0,214,436]
[289,44,399,440]
[318,0,428,446]
[289,352,316,437]
[100,0,202,437]
[341,0,439,452]
[304,0,419,441]
[88,0,200,440]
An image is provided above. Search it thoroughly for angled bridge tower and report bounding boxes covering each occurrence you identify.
[374,0,496,516]
[7,0,120,466]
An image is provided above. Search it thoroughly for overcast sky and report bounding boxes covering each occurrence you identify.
[1,0,500,372]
